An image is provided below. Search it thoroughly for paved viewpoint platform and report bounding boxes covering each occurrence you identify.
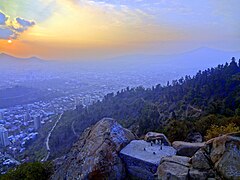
[120,140,176,165]
[120,140,176,179]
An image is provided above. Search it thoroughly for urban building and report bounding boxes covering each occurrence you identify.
[0,126,9,147]
[24,113,31,122]
[34,116,41,130]
[0,112,3,120]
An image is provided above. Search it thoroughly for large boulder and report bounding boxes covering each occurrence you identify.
[172,141,205,157]
[157,156,217,180]
[191,149,211,170]
[156,156,190,180]
[157,132,240,180]
[52,118,136,180]
[144,132,171,146]
[206,132,240,180]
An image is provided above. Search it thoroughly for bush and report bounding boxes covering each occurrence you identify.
[205,123,240,140]
[0,162,53,180]
[163,119,193,142]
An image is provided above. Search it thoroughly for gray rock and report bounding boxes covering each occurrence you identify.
[207,132,240,180]
[144,132,171,146]
[191,149,211,170]
[52,118,136,180]
[161,156,191,167]
[188,168,208,180]
[172,141,205,157]
[157,156,190,180]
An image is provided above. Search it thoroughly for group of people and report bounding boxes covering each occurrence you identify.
[143,139,164,154]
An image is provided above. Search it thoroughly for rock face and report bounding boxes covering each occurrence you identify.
[144,132,171,146]
[157,132,240,180]
[157,156,216,180]
[172,141,205,157]
[157,156,191,180]
[52,118,136,180]
[207,132,240,179]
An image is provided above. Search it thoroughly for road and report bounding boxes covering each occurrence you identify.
[71,120,78,137]
[41,113,63,162]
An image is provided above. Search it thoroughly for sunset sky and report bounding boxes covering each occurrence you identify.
[0,0,239,60]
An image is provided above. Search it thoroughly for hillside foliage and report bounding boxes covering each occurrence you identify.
[48,58,240,158]
[0,162,53,180]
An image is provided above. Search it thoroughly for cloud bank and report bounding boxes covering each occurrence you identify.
[0,11,35,40]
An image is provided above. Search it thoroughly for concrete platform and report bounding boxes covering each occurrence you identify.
[120,140,176,165]
[120,140,176,179]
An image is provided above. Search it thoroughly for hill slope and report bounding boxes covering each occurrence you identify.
[45,58,240,160]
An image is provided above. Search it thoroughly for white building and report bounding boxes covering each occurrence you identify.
[34,116,41,130]
[0,126,10,147]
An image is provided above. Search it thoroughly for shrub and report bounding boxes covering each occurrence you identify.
[205,123,240,140]
[0,162,53,180]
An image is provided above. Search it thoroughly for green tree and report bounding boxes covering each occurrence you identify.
[0,162,53,180]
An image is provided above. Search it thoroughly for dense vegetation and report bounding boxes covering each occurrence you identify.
[0,162,53,180]
[47,58,240,158]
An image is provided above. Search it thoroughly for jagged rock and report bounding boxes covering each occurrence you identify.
[206,132,240,180]
[188,168,209,180]
[156,133,240,180]
[191,149,211,170]
[52,118,136,180]
[161,156,191,167]
[172,141,205,157]
[156,156,190,180]
[144,132,171,146]
[157,156,217,180]
[185,132,203,143]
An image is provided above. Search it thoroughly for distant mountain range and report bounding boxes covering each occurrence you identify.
[0,53,47,72]
[102,47,240,71]
[0,53,44,64]
[0,48,240,72]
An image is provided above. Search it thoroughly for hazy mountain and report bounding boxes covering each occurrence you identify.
[102,47,240,71]
[0,53,45,64]
[1,48,239,74]
[0,53,48,73]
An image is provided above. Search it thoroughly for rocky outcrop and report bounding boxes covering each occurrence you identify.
[207,132,240,179]
[157,156,190,179]
[52,118,136,180]
[144,132,171,146]
[157,156,217,180]
[172,141,205,157]
[157,132,240,180]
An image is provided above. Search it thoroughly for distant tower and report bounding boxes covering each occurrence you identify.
[0,112,3,120]
[75,97,80,109]
[34,116,41,130]
[0,126,9,147]
[24,112,31,122]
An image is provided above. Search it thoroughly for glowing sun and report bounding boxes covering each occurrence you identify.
[8,40,12,44]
